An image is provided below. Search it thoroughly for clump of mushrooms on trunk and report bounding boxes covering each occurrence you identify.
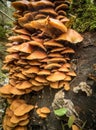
[0,0,83,130]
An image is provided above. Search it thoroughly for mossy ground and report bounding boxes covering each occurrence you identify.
[69,0,96,32]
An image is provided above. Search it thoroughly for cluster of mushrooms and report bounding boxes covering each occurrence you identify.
[0,0,83,129]
[3,99,34,130]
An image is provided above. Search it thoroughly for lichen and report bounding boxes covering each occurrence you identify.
[73,82,92,96]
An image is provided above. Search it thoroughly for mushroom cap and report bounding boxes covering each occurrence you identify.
[28,60,41,66]
[47,71,66,82]
[66,71,76,77]
[10,99,26,111]
[48,17,67,33]
[8,35,30,42]
[18,119,29,126]
[56,29,83,43]
[10,86,25,95]
[10,114,28,124]
[58,66,70,72]
[30,79,42,86]
[18,12,33,26]
[4,53,19,63]
[27,50,47,60]
[44,40,63,47]
[64,75,71,81]
[51,47,66,53]
[36,108,47,118]
[14,104,34,116]
[36,107,50,118]
[12,1,28,11]
[5,116,17,128]
[48,57,66,63]
[55,3,68,12]
[63,82,70,91]
[31,1,54,9]
[50,82,60,89]
[39,8,57,16]
[6,108,14,117]
[22,67,39,74]
[15,73,26,80]
[0,84,12,95]
[48,53,63,58]
[44,63,61,69]
[61,48,75,54]
[14,126,27,130]
[28,41,46,51]
[16,42,33,53]
[24,17,67,34]
[13,28,30,36]
[31,86,44,91]
[24,18,47,31]
[35,76,47,83]
[40,107,50,114]
[15,81,32,90]
[38,70,50,75]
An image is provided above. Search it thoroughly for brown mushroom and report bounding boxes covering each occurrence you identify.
[44,40,64,47]
[47,71,66,82]
[14,126,27,130]
[15,81,32,90]
[28,41,46,51]
[39,8,57,16]
[13,28,31,36]
[27,50,47,60]
[44,63,61,69]
[56,29,83,43]
[36,107,50,118]
[38,70,50,75]
[14,104,34,116]
[12,1,29,11]
[8,35,30,42]
[19,119,29,126]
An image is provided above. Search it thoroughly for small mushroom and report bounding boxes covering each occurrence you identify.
[36,107,50,118]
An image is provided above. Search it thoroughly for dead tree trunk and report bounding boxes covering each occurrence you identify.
[23,32,96,130]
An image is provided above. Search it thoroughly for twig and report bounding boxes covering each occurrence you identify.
[0,10,14,21]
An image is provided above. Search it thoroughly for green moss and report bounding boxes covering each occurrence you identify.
[69,0,96,32]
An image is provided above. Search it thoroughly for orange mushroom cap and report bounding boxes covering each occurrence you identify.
[27,50,47,60]
[47,71,66,82]
[56,29,83,43]
[14,104,34,116]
